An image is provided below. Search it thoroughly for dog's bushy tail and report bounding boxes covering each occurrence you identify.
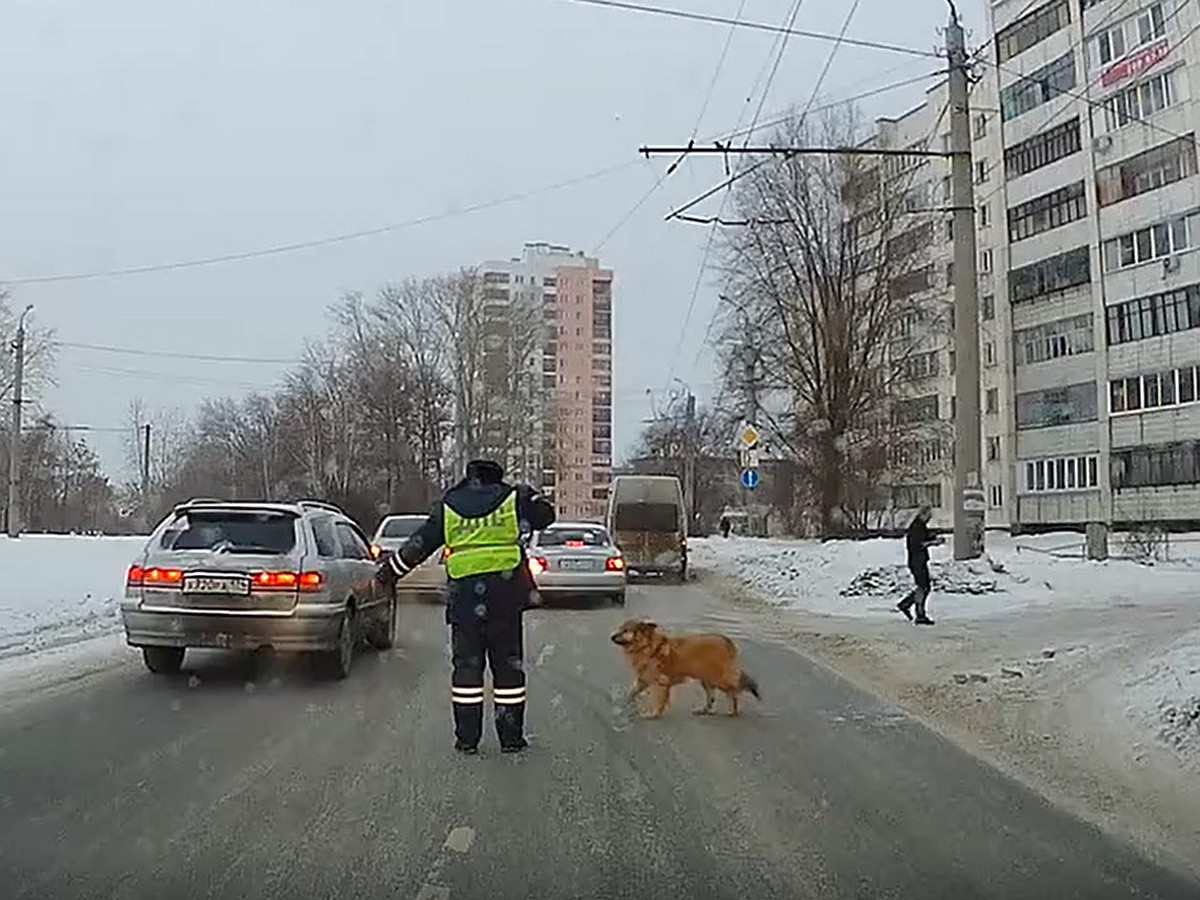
[739,670,761,701]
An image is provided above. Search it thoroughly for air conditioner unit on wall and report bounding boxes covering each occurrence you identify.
[1093,134,1113,153]
[1163,255,1181,274]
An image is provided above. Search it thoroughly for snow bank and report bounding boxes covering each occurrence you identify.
[0,535,146,660]
[1123,631,1200,771]
[691,531,1199,619]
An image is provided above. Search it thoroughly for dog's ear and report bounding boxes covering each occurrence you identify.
[648,630,670,660]
[637,620,658,632]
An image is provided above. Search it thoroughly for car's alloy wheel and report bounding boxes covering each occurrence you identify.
[318,607,356,680]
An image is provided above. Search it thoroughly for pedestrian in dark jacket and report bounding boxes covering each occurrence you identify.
[897,504,944,625]
[377,459,556,754]
[719,515,731,539]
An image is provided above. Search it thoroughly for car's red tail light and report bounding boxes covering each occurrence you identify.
[605,556,626,572]
[252,571,322,592]
[130,566,183,586]
[442,547,451,560]
[369,544,383,559]
[565,540,585,548]
[527,556,548,576]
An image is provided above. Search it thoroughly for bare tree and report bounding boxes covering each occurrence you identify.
[0,289,58,408]
[714,106,945,535]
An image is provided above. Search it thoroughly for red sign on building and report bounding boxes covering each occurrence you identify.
[1100,38,1170,88]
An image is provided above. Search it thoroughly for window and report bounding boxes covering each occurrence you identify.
[1112,440,1200,489]
[335,521,373,560]
[1110,364,1200,413]
[894,394,940,425]
[1021,454,1101,492]
[979,248,993,272]
[1008,245,1091,304]
[979,202,991,228]
[996,0,1071,63]
[159,509,298,554]
[900,350,940,380]
[1000,52,1076,121]
[984,341,997,367]
[986,387,999,413]
[1102,212,1197,271]
[889,265,934,299]
[887,223,933,262]
[989,484,1004,508]
[987,435,1002,461]
[1016,382,1099,429]
[975,160,989,183]
[974,114,988,140]
[1008,181,1087,241]
[1096,136,1198,207]
[1003,117,1082,180]
[1101,68,1178,133]
[1088,2,1167,71]
[1015,313,1094,365]
[1106,283,1200,344]
[981,293,995,321]
[893,483,943,509]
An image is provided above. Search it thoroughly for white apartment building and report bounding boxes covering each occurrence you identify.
[984,0,1200,531]
[478,242,615,522]
[861,80,1009,531]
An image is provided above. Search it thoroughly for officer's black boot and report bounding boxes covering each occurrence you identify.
[451,687,484,753]
[495,697,527,753]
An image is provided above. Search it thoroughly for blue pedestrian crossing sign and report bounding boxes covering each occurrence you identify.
[740,468,760,490]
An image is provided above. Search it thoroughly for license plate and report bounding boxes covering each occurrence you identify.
[183,574,251,596]
[558,558,595,571]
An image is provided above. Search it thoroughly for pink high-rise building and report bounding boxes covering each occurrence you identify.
[479,242,613,521]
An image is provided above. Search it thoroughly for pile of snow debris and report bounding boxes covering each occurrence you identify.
[840,557,1019,600]
[1157,696,1200,755]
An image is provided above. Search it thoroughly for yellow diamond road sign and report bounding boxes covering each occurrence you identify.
[738,423,760,448]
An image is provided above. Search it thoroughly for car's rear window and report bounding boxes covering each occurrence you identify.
[380,517,424,539]
[613,502,680,533]
[159,510,297,554]
[538,527,610,547]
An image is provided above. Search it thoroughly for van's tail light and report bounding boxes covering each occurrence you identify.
[527,556,548,576]
[253,571,323,592]
[369,544,383,560]
[129,565,183,586]
[605,556,626,572]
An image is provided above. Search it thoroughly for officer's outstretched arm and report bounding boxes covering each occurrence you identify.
[382,503,445,583]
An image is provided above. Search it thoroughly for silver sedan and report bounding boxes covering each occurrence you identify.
[527,522,627,607]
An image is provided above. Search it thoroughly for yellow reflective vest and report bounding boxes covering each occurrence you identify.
[442,491,521,579]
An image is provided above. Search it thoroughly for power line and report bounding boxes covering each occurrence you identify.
[550,0,940,59]
[0,161,641,286]
[54,340,300,365]
[592,0,750,254]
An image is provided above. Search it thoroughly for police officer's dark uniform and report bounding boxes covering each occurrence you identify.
[378,459,555,754]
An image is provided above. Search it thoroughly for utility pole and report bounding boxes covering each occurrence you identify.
[6,305,33,538]
[947,6,985,560]
[140,423,151,530]
[683,389,697,536]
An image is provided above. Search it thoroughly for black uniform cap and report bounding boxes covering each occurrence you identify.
[465,459,505,485]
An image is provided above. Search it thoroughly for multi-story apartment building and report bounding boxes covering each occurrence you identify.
[984,0,1200,530]
[479,242,614,522]
[856,80,1008,531]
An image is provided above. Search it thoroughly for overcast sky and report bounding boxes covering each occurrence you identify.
[1,0,986,481]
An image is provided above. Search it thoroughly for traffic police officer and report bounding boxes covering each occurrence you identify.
[377,459,555,754]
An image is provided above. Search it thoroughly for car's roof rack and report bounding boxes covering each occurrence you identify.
[296,499,346,515]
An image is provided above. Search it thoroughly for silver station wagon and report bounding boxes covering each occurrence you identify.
[121,499,395,679]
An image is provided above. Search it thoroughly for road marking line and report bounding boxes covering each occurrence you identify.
[414,824,473,899]
[444,826,475,854]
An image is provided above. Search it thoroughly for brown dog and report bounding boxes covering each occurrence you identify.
[610,619,761,718]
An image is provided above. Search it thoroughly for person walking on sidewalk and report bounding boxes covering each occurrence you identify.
[897,504,944,625]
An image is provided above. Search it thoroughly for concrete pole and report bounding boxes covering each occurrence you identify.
[6,305,33,538]
[947,9,985,560]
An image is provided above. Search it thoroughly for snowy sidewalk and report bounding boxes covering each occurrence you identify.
[691,531,1200,872]
[0,535,144,660]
